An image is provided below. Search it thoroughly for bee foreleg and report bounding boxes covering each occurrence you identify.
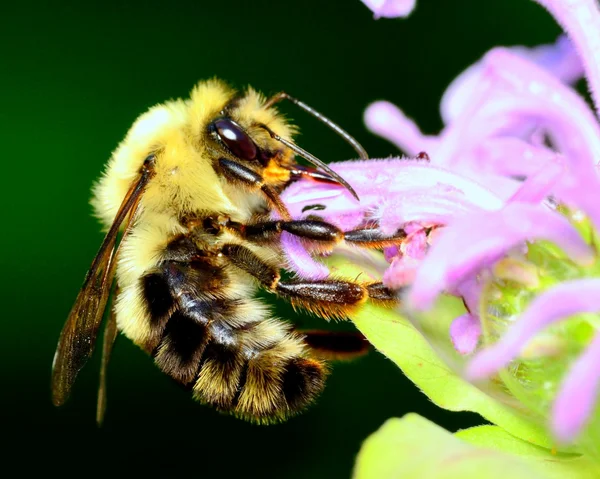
[218,158,291,220]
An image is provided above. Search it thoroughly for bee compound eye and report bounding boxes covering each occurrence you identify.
[212,118,258,161]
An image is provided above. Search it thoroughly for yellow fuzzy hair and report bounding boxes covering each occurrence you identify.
[90,79,296,347]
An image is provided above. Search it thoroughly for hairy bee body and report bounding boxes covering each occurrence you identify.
[53,79,397,424]
[91,80,325,422]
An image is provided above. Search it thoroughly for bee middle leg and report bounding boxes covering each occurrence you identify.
[220,243,397,320]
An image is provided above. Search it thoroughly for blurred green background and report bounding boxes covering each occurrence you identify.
[1,0,561,477]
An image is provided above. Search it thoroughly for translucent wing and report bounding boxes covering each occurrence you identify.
[96,301,118,425]
[52,163,153,406]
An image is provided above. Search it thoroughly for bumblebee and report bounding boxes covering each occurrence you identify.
[52,80,402,424]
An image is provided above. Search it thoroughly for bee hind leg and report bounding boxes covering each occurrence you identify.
[220,243,398,321]
[300,330,370,361]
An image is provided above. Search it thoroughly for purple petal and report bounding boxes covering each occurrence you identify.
[280,232,330,280]
[375,192,478,235]
[440,36,583,125]
[360,0,416,19]
[450,313,482,355]
[470,138,558,178]
[517,35,584,85]
[535,0,600,117]
[402,229,428,259]
[364,101,438,155]
[552,332,600,443]
[282,160,505,233]
[455,277,482,315]
[408,203,594,310]
[553,165,600,236]
[479,49,600,168]
[440,60,489,126]
[434,48,600,175]
[466,279,600,380]
[507,157,566,204]
[383,255,420,289]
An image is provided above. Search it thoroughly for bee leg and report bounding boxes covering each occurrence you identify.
[300,330,370,361]
[221,243,398,320]
[217,158,291,220]
[343,227,408,249]
[237,220,342,249]
[226,218,408,251]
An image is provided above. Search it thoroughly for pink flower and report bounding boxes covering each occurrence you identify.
[372,0,600,444]
[360,0,416,19]
[281,0,600,444]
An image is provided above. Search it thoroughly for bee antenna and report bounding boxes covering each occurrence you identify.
[259,123,360,201]
[263,92,369,161]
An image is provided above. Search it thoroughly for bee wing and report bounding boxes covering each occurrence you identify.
[51,236,117,407]
[52,166,153,407]
[96,300,118,426]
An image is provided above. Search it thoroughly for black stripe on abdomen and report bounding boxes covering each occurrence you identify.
[153,310,210,385]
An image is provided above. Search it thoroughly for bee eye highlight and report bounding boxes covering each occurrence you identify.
[212,118,257,161]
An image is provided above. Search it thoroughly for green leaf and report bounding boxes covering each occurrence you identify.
[327,254,553,448]
[353,414,548,479]
[456,425,600,479]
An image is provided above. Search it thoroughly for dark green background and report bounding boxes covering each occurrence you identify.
[2,1,560,477]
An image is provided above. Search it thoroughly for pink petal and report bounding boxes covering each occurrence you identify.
[408,203,594,310]
[470,138,558,178]
[535,0,600,118]
[518,35,584,85]
[450,313,482,355]
[434,48,600,174]
[480,49,600,169]
[466,279,600,380]
[554,165,600,235]
[402,229,428,259]
[507,156,566,204]
[375,191,480,235]
[552,332,600,443]
[363,102,438,155]
[454,277,482,315]
[384,245,400,262]
[383,256,420,289]
[440,36,583,125]
[282,160,505,232]
[440,60,489,126]
[280,232,330,280]
[360,0,416,19]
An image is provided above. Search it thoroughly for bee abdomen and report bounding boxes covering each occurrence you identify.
[141,261,327,423]
[153,309,211,385]
[193,332,327,423]
[153,306,327,422]
[281,357,325,412]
